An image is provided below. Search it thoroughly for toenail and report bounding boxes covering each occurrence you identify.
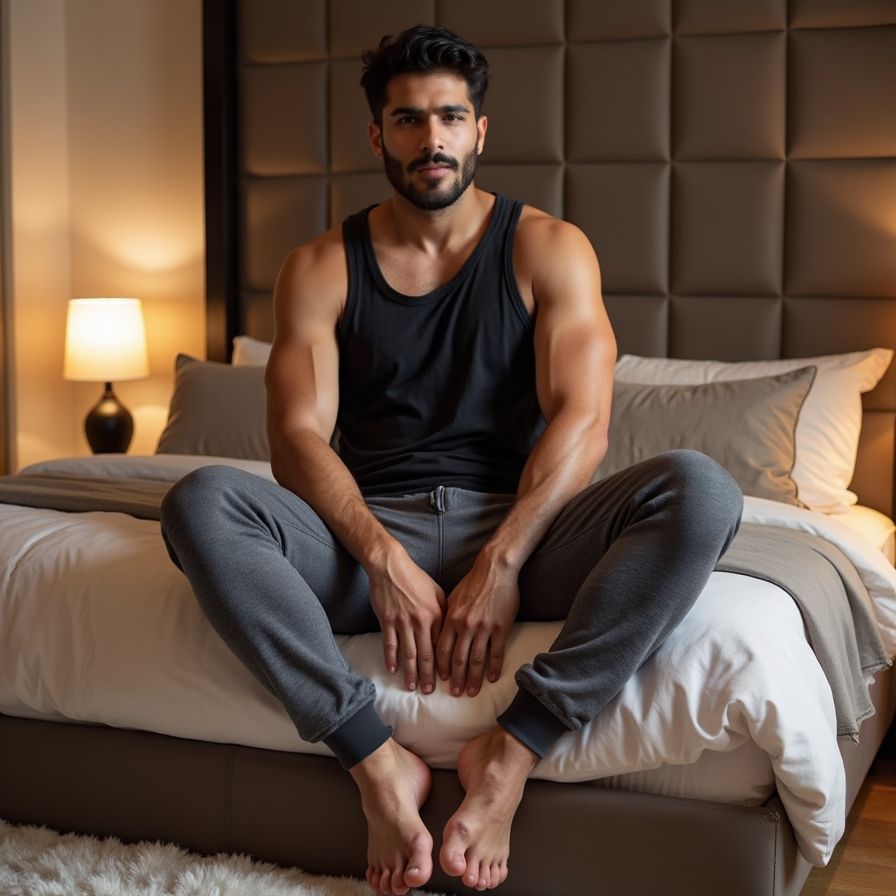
[423,683,433,693]
[453,686,462,695]
[468,686,477,695]
[408,681,416,690]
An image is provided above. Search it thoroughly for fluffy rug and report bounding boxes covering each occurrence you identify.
[0,819,450,896]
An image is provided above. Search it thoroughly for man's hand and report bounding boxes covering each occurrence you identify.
[436,555,520,697]
[367,544,446,693]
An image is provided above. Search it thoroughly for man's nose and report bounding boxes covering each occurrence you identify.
[419,118,444,153]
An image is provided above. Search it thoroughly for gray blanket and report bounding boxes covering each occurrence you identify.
[0,472,889,739]
[718,523,890,741]
[0,473,171,520]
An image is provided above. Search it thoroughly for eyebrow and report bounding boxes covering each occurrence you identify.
[389,104,470,117]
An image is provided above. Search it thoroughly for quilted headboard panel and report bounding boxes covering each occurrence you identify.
[204,0,896,514]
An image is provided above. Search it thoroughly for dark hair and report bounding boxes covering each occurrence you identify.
[360,25,490,123]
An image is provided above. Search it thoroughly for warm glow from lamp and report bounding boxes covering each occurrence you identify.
[63,298,149,453]
[64,297,149,382]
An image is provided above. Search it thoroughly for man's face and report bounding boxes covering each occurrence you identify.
[369,71,488,211]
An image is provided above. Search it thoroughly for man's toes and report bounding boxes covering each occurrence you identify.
[403,846,431,888]
[377,868,392,895]
[463,858,483,889]
[440,820,472,876]
[386,867,409,895]
[498,861,509,885]
[377,868,393,895]
[439,842,466,875]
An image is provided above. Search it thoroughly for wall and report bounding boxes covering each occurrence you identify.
[5,0,71,468]
[4,0,205,469]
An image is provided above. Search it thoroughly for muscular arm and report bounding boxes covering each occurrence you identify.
[436,216,616,696]
[266,237,393,569]
[480,218,615,571]
[267,236,446,692]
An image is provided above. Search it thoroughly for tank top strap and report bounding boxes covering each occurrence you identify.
[340,205,376,338]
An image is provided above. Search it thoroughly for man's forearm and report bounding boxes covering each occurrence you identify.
[270,428,400,573]
[480,413,607,574]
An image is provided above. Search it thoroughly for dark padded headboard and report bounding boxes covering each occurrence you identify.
[204,0,896,515]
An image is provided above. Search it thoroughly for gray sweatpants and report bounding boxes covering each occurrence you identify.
[160,449,742,768]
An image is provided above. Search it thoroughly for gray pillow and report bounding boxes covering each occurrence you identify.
[595,366,818,506]
[156,354,269,460]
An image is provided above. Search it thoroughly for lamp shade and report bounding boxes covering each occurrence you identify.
[64,298,149,382]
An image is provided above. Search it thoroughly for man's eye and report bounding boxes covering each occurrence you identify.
[397,116,418,125]
[444,114,463,122]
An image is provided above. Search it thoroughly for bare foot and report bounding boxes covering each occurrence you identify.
[440,726,539,891]
[349,738,433,896]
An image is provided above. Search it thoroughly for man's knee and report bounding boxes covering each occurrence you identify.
[655,449,743,536]
[160,464,250,561]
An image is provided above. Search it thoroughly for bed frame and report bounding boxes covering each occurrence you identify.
[4,2,896,893]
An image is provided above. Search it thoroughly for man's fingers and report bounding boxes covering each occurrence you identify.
[449,633,473,697]
[399,623,419,691]
[382,625,399,675]
[465,631,491,697]
[436,626,455,681]
[416,621,437,694]
[487,629,508,684]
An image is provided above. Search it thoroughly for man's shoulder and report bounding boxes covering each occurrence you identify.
[275,224,348,319]
[285,224,346,274]
[512,203,598,278]
[515,203,588,246]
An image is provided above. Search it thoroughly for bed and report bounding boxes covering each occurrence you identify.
[4,2,896,895]
[1,347,895,895]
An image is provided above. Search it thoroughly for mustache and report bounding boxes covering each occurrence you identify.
[409,153,458,172]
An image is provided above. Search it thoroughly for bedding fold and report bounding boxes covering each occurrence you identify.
[717,523,891,740]
[0,473,170,519]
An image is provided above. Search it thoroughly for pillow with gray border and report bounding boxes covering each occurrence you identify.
[156,354,269,460]
[595,366,818,506]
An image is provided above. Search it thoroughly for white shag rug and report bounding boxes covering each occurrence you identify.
[0,819,451,896]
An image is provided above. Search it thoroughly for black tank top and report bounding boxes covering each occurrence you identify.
[336,193,547,498]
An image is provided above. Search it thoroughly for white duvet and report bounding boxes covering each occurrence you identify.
[2,455,896,867]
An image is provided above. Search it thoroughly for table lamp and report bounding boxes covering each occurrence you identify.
[63,297,149,453]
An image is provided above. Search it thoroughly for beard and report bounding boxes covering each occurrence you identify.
[382,144,478,211]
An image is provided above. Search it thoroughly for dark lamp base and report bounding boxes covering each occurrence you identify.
[84,382,134,454]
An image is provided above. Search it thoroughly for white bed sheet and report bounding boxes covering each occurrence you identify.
[836,504,896,565]
[2,455,895,866]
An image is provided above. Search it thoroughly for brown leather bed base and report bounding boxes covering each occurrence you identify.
[2,666,893,896]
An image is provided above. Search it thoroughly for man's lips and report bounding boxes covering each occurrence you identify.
[415,164,453,174]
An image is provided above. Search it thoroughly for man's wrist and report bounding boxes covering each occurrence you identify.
[478,539,524,575]
[359,532,405,576]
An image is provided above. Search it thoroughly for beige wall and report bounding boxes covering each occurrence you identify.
[5,0,204,469]
[5,0,72,469]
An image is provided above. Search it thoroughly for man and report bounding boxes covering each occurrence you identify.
[161,25,742,896]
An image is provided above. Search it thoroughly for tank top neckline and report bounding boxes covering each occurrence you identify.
[358,192,507,306]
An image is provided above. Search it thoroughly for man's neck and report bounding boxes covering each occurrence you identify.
[376,186,494,256]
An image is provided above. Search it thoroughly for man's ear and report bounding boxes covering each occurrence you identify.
[369,120,384,159]
[476,115,488,155]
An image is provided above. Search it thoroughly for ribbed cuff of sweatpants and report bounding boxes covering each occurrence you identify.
[496,687,573,758]
[323,701,394,770]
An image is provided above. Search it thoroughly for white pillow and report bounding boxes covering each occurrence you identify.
[615,349,893,514]
[232,335,272,366]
